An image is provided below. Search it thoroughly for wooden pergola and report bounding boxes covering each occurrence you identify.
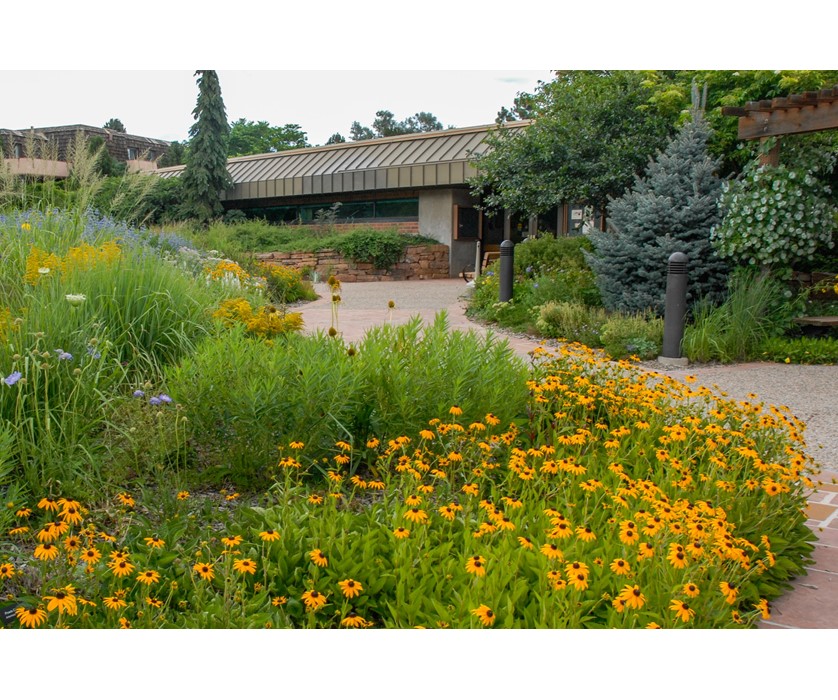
[721,85,838,164]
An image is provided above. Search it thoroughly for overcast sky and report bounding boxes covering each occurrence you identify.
[3,2,831,150]
[1,70,554,146]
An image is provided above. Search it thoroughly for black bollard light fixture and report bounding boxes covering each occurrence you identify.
[499,240,514,303]
[658,251,689,366]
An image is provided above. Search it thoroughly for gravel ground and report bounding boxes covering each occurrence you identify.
[297,279,837,471]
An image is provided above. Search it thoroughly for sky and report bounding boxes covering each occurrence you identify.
[0,70,554,146]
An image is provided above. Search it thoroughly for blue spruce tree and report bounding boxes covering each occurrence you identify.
[586,109,729,315]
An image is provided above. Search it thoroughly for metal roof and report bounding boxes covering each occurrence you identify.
[157,122,529,201]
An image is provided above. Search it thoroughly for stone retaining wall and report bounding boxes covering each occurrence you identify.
[255,244,450,282]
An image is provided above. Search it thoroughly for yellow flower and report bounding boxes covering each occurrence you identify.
[404,508,428,524]
[682,582,700,598]
[259,529,281,542]
[34,543,60,561]
[44,587,78,616]
[719,581,738,605]
[15,606,48,628]
[301,590,328,612]
[393,527,410,539]
[136,570,161,586]
[309,549,329,567]
[755,598,771,620]
[108,559,135,578]
[221,535,244,548]
[233,558,257,575]
[471,604,495,626]
[193,562,215,581]
[0,562,15,579]
[449,405,463,417]
[618,584,646,611]
[144,535,166,549]
[609,559,631,576]
[177,491,190,500]
[289,441,305,449]
[338,579,363,598]
[540,543,563,560]
[670,599,695,624]
[341,612,372,628]
[465,555,487,576]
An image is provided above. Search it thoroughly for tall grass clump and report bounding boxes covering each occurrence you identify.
[683,269,800,363]
[168,313,529,488]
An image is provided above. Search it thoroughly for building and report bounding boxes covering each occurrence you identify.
[158,122,582,277]
[1,125,171,177]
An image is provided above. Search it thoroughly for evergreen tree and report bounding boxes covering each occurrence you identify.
[180,70,231,224]
[586,111,730,315]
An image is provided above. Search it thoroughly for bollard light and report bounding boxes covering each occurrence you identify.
[659,251,689,365]
[499,239,514,302]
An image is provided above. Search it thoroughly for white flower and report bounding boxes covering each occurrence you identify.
[65,293,87,307]
[38,267,51,275]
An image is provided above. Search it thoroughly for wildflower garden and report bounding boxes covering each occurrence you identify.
[0,203,822,630]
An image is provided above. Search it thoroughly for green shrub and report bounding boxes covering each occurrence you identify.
[683,269,802,363]
[535,301,608,347]
[514,235,595,276]
[599,312,663,359]
[757,335,838,364]
[333,228,409,270]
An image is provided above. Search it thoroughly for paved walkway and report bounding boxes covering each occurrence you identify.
[296,279,837,628]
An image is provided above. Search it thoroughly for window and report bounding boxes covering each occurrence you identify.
[127,147,139,160]
[13,143,23,158]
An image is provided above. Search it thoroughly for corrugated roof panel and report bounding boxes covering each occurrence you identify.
[155,123,530,196]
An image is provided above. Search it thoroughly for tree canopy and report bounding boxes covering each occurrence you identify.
[180,70,232,224]
[475,70,838,219]
[347,110,448,141]
[103,118,126,133]
[227,119,309,156]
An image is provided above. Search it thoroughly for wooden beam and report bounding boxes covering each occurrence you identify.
[737,101,838,139]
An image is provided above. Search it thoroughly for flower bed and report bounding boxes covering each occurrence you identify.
[1,343,816,628]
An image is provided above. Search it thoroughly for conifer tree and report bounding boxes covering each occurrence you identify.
[586,109,729,315]
[180,70,231,224]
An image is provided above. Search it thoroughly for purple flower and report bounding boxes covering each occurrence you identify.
[158,393,172,404]
[133,390,145,398]
[149,396,162,406]
[87,346,101,360]
[57,351,73,361]
[3,371,22,386]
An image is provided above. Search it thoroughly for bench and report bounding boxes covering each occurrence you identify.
[793,316,838,328]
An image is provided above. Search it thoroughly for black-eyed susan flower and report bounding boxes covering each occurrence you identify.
[37,497,60,512]
[221,535,243,548]
[116,493,135,507]
[438,505,456,521]
[670,599,695,624]
[308,494,324,505]
[233,558,257,575]
[471,604,495,626]
[144,535,165,549]
[136,570,161,585]
[15,606,47,628]
[449,405,463,417]
[755,599,770,620]
[637,542,655,560]
[338,579,363,598]
[109,559,135,578]
[341,612,372,628]
[309,549,329,567]
[177,491,190,500]
[393,527,410,539]
[15,507,32,518]
[465,555,487,576]
[0,562,16,579]
[610,559,631,576]
[618,584,646,611]
[118,617,131,629]
[44,588,78,616]
[404,508,428,524]
[517,537,534,550]
[34,543,59,561]
[259,529,281,542]
[540,543,563,560]
[569,573,589,592]
[103,596,128,610]
[146,597,163,608]
[9,526,29,536]
[193,562,215,581]
[405,495,423,507]
[301,590,327,612]
[80,546,102,564]
[576,526,596,543]
[36,524,60,543]
[682,582,700,598]
[289,441,305,449]
[272,596,287,607]
[719,581,738,605]
[59,504,83,526]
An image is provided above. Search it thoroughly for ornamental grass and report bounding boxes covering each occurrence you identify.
[1,343,817,628]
